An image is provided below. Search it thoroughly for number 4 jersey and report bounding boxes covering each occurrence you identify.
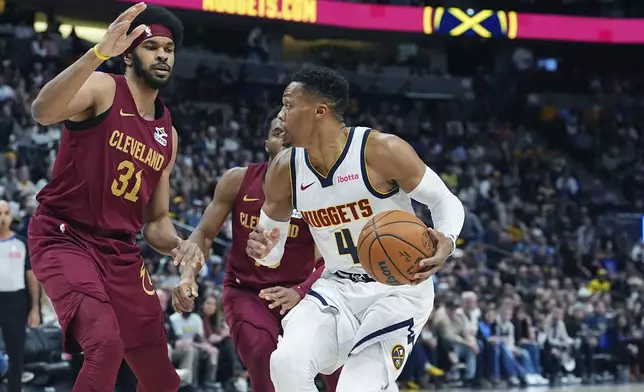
[290,126,414,274]
[36,74,174,234]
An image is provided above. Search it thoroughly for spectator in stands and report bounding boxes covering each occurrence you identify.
[158,259,182,288]
[544,307,575,384]
[158,289,192,387]
[433,297,478,386]
[606,312,637,382]
[169,305,202,387]
[514,305,543,378]
[566,303,592,379]
[495,306,526,386]
[31,33,46,59]
[199,294,247,391]
[631,240,644,264]
[588,269,611,294]
[460,292,480,337]
[586,300,610,350]
[477,307,501,384]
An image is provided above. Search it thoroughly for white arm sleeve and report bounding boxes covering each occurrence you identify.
[253,209,290,267]
[406,166,465,248]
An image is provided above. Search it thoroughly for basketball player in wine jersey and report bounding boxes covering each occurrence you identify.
[246,67,465,391]
[174,109,340,391]
[28,3,203,391]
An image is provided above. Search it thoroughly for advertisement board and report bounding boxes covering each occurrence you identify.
[119,0,644,43]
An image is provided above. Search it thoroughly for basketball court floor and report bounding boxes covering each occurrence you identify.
[15,384,643,391]
[411,386,641,392]
[16,381,644,391]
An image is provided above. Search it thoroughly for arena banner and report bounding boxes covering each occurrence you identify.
[119,0,644,43]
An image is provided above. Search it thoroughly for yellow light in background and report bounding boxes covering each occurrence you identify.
[0,0,5,14]
[34,21,107,42]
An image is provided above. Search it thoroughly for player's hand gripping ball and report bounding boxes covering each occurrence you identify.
[357,210,453,285]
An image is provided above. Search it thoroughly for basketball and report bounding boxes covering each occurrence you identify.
[357,210,435,286]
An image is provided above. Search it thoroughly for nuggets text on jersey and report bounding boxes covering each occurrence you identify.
[299,198,374,229]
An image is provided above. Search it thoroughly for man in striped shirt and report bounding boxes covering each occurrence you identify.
[0,200,40,392]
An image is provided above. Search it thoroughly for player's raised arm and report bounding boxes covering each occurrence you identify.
[366,132,464,279]
[246,148,294,267]
[179,167,246,279]
[31,2,148,125]
[143,127,203,264]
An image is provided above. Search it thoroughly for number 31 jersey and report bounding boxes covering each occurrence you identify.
[36,73,173,234]
[290,126,414,274]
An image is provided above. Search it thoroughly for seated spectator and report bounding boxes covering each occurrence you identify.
[433,297,478,386]
[158,289,194,387]
[605,312,638,382]
[514,305,544,380]
[199,294,247,391]
[544,307,575,384]
[459,291,481,337]
[582,299,610,379]
[157,259,182,289]
[477,307,501,384]
[495,306,543,386]
[566,303,594,380]
[169,306,203,387]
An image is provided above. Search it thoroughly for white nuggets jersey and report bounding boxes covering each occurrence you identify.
[290,127,414,274]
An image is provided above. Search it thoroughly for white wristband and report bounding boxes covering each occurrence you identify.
[253,209,289,267]
[445,234,457,256]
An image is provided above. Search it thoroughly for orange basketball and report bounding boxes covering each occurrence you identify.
[357,210,435,286]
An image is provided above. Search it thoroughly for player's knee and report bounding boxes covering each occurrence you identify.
[270,342,316,386]
[84,330,125,366]
[336,345,391,392]
[240,324,275,366]
[269,346,290,378]
[73,297,124,367]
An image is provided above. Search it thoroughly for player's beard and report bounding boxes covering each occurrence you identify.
[132,52,172,90]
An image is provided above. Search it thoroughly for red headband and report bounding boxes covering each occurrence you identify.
[127,24,174,53]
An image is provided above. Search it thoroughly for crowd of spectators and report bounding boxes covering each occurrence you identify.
[2,5,644,392]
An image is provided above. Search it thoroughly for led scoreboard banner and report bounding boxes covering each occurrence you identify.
[422,8,517,38]
[119,0,644,43]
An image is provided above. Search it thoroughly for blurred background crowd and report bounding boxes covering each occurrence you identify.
[2,0,644,391]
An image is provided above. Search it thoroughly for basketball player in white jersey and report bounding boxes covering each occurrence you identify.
[246,67,465,391]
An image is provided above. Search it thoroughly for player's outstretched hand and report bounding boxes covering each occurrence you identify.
[246,224,280,260]
[95,2,148,58]
[172,277,198,313]
[259,286,301,315]
[172,240,205,269]
[411,227,453,285]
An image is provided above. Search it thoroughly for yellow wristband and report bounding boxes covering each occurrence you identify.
[93,45,110,61]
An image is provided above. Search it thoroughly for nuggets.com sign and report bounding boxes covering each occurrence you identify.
[202,0,316,22]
